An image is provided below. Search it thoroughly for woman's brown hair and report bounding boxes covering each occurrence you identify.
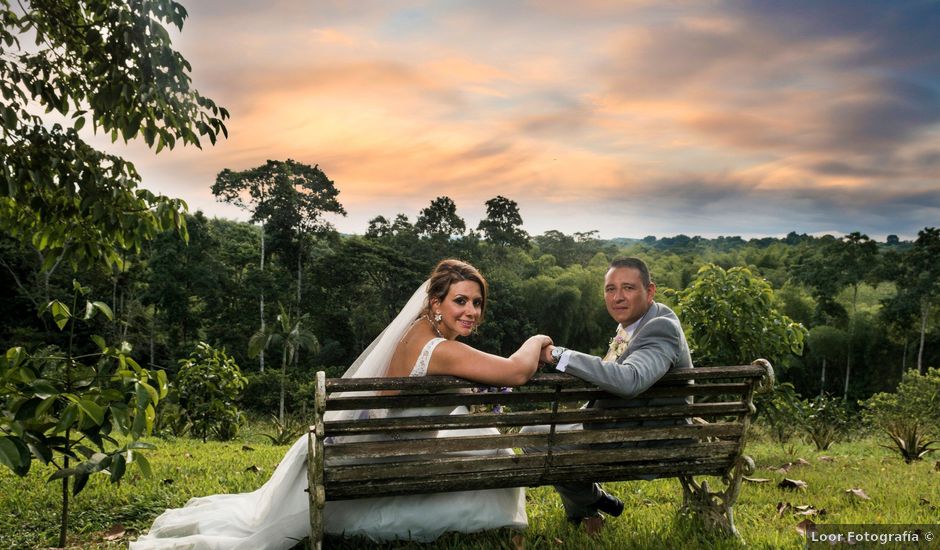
[425,259,488,323]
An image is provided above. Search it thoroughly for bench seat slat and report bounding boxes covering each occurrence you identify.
[325,458,734,499]
[325,440,741,482]
[325,423,744,460]
[326,383,750,411]
[324,402,750,435]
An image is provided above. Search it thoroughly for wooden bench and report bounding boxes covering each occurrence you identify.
[306,360,774,547]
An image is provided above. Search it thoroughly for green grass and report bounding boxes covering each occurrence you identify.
[2,426,937,549]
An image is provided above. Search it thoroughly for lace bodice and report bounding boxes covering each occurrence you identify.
[410,337,445,377]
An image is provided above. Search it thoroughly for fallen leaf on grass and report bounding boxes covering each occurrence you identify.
[845,488,871,500]
[778,478,808,490]
[795,518,817,538]
[184,453,191,458]
[744,477,771,483]
[920,498,931,506]
[773,459,810,473]
[161,478,174,485]
[817,456,834,462]
[794,505,825,517]
[103,524,125,541]
[776,502,791,516]
[245,465,262,473]
[511,533,525,550]
[242,445,254,451]
[935,460,939,472]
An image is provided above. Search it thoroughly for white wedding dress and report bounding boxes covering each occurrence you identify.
[131,284,527,549]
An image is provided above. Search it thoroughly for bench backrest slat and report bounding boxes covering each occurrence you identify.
[324,401,750,436]
[325,422,744,460]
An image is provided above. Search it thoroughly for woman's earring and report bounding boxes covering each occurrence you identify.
[433,312,443,323]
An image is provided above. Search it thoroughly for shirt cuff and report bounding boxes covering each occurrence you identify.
[555,350,573,372]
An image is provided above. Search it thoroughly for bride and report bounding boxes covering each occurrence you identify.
[131,259,551,549]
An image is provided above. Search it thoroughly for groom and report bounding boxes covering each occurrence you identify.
[537,257,693,527]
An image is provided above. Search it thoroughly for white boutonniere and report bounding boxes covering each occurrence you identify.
[606,333,629,360]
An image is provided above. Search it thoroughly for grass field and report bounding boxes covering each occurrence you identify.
[1,423,937,549]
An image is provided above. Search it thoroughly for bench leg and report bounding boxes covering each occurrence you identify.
[307,426,325,550]
[678,455,754,540]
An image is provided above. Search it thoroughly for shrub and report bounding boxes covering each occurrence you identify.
[239,366,346,417]
[801,394,850,450]
[863,368,940,463]
[754,382,803,453]
[176,342,247,442]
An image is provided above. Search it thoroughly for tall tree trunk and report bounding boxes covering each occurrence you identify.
[820,358,826,397]
[149,308,156,368]
[58,445,69,548]
[918,300,928,375]
[901,336,908,376]
[279,346,288,424]
[843,356,851,401]
[295,247,302,370]
[259,222,266,373]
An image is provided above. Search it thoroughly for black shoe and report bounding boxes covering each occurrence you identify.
[592,493,624,517]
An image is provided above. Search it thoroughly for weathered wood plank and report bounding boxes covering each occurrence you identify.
[325,459,732,499]
[324,365,769,392]
[325,423,744,460]
[325,441,741,482]
[324,402,750,436]
[325,383,750,411]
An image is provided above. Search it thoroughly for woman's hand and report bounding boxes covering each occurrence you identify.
[529,334,553,348]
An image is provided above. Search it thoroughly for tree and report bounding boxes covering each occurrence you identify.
[0,283,167,547]
[249,303,319,424]
[806,326,847,396]
[415,196,466,240]
[0,0,228,271]
[884,227,940,374]
[144,212,221,359]
[477,196,528,248]
[176,342,247,442]
[834,232,879,399]
[257,161,345,312]
[0,2,225,546]
[667,264,807,367]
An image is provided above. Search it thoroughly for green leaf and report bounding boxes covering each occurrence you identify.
[91,301,114,320]
[134,383,150,411]
[127,441,156,450]
[5,347,27,368]
[0,436,31,477]
[109,451,126,483]
[56,403,79,432]
[35,395,57,417]
[72,472,90,495]
[47,300,71,330]
[131,408,146,437]
[30,379,59,399]
[48,467,79,481]
[134,452,152,478]
[77,399,106,426]
[91,335,107,351]
[156,370,169,399]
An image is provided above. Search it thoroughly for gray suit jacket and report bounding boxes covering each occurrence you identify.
[564,302,693,426]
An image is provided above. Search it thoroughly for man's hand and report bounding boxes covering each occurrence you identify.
[540,344,556,365]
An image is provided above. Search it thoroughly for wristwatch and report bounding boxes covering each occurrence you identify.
[550,346,567,365]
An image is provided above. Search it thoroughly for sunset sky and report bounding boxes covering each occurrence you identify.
[100,0,940,240]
